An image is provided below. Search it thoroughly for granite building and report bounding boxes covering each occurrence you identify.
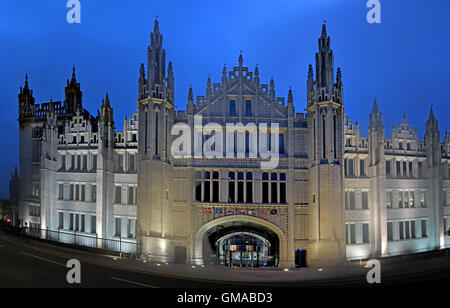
[16,21,450,268]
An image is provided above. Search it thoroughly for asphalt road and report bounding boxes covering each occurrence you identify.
[1,232,450,288]
[0,234,225,288]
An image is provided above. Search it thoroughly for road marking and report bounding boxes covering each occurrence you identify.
[110,276,159,288]
[21,252,66,267]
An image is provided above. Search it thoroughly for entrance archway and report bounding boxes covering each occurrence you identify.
[193,216,288,268]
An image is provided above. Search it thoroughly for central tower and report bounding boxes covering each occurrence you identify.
[137,19,176,262]
[306,24,346,266]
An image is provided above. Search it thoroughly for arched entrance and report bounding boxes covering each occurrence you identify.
[193,216,288,268]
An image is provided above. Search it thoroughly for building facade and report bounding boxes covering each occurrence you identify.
[16,21,450,268]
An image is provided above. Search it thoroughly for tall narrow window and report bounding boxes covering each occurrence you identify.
[399,221,404,240]
[271,173,278,203]
[421,220,427,237]
[115,186,122,204]
[128,219,136,239]
[280,173,287,204]
[69,213,74,231]
[75,185,79,201]
[237,172,244,203]
[59,184,64,200]
[195,172,202,202]
[360,159,365,176]
[81,185,85,201]
[155,113,159,155]
[362,223,370,243]
[129,155,135,172]
[118,155,124,171]
[92,155,97,171]
[387,222,393,241]
[80,215,85,232]
[405,221,410,239]
[212,172,219,203]
[333,115,337,159]
[75,214,79,231]
[128,186,134,205]
[204,172,211,202]
[115,218,121,237]
[362,191,369,209]
[228,172,235,202]
[420,191,426,207]
[246,173,253,203]
[144,109,148,154]
[91,185,97,202]
[349,191,355,210]
[61,155,66,170]
[230,100,236,116]
[386,191,392,208]
[322,116,326,159]
[350,224,356,244]
[386,161,391,176]
[279,134,284,154]
[91,215,96,234]
[348,159,354,176]
[59,212,64,230]
[245,100,252,117]
[262,173,269,203]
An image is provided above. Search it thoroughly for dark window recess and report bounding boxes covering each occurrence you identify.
[246,182,253,203]
[237,181,244,203]
[212,181,219,203]
[195,182,202,201]
[280,182,286,203]
[229,181,235,202]
[204,181,210,202]
[271,182,278,203]
[262,182,269,203]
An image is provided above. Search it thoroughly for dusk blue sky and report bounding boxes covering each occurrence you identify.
[1,0,449,198]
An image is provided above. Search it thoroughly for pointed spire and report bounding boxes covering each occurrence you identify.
[321,22,327,38]
[139,63,145,78]
[103,92,110,107]
[71,65,76,83]
[428,105,435,121]
[154,16,160,34]
[371,97,379,114]
[222,64,227,82]
[188,85,194,102]
[238,51,243,67]
[336,67,342,85]
[254,65,259,76]
[308,64,313,79]
[288,88,293,105]
[24,73,29,89]
[403,113,407,122]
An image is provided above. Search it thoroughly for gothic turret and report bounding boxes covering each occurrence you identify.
[18,74,35,119]
[368,98,385,166]
[425,106,440,168]
[99,93,114,127]
[64,66,83,114]
[306,23,346,266]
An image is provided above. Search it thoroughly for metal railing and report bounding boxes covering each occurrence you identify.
[22,227,140,255]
